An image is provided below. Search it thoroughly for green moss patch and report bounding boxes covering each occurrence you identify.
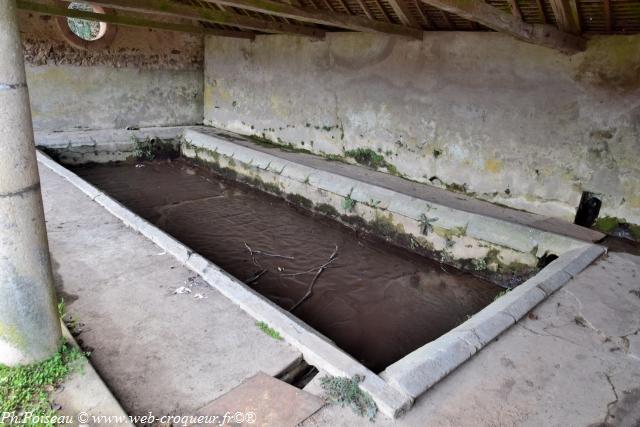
[344,148,400,175]
[0,343,85,423]
[594,216,640,240]
[315,203,339,217]
[286,193,313,209]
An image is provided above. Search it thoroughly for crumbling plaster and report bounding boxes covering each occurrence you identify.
[18,10,204,131]
[203,32,640,226]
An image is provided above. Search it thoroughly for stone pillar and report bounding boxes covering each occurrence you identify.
[0,0,61,365]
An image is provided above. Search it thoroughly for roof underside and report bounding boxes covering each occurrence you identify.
[176,0,640,34]
[16,0,640,54]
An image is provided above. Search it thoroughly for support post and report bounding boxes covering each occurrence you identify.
[0,0,61,366]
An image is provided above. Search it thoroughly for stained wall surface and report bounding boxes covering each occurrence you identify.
[203,32,640,226]
[19,11,204,131]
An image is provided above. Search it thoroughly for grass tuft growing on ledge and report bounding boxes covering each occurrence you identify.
[320,374,377,420]
[255,321,282,340]
[344,148,399,175]
[594,216,640,240]
[0,343,85,421]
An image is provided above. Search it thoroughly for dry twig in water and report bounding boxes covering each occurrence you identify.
[244,269,267,284]
[244,241,294,266]
[280,258,338,277]
[289,245,339,312]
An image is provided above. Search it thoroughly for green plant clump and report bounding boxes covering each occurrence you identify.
[132,137,175,161]
[594,216,640,240]
[56,299,66,319]
[342,194,356,212]
[255,321,282,340]
[315,203,339,217]
[493,288,511,301]
[320,375,377,420]
[344,148,391,170]
[0,343,84,425]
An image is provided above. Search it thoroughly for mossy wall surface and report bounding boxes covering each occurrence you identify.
[203,32,640,227]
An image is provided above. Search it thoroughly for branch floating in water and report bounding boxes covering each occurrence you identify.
[289,244,339,312]
[244,241,295,266]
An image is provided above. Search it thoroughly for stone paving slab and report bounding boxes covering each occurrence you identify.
[39,165,302,418]
[197,372,325,426]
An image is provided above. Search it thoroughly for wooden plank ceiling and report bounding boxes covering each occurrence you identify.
[17,0,640,53]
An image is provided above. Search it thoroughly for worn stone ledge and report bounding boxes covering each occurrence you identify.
[37,151,412,419]
[181,129,593,275]
[34,127,188,164]
[380,243,605,399]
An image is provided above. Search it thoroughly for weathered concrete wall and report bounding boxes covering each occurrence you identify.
[19,11,203,131]
[203,32,640,226]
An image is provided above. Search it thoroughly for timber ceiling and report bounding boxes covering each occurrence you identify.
[180,0,640,33]
[16,0,640,54]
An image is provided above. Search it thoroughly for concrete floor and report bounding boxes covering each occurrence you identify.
[40,163,640,426]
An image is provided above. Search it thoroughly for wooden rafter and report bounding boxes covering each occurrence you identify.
[17,0,255,38]
[372,0,393,22]
[440,9,453,28]
[413,0,433,28]
[506,0,523,20]
[419,0,585,52]
[534,0,548,24]
[79,0,325,37]
[387,0,422,27]
[199,0,424,38]
[319,0,336,12]
[549,0,581,34]
[603,0,612,32]
[334,0,353,14]
[356,0,375,20]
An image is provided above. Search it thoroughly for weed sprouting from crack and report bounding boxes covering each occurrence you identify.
[320,374,377,420]
[342,189,356,212]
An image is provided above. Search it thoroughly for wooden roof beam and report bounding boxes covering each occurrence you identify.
[549,0,581,34]
[17,0,255,38]
[534,0,548,24]
[506,0,523,20]
[413,0,434,28]
[203,0,424,38]
[603,0,612,32]
[80,0,325,37]
[355,0,374,20]
[387,0,423,27]
[419,0,585,53]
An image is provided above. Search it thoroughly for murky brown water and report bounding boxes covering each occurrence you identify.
[72,159,500,372]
